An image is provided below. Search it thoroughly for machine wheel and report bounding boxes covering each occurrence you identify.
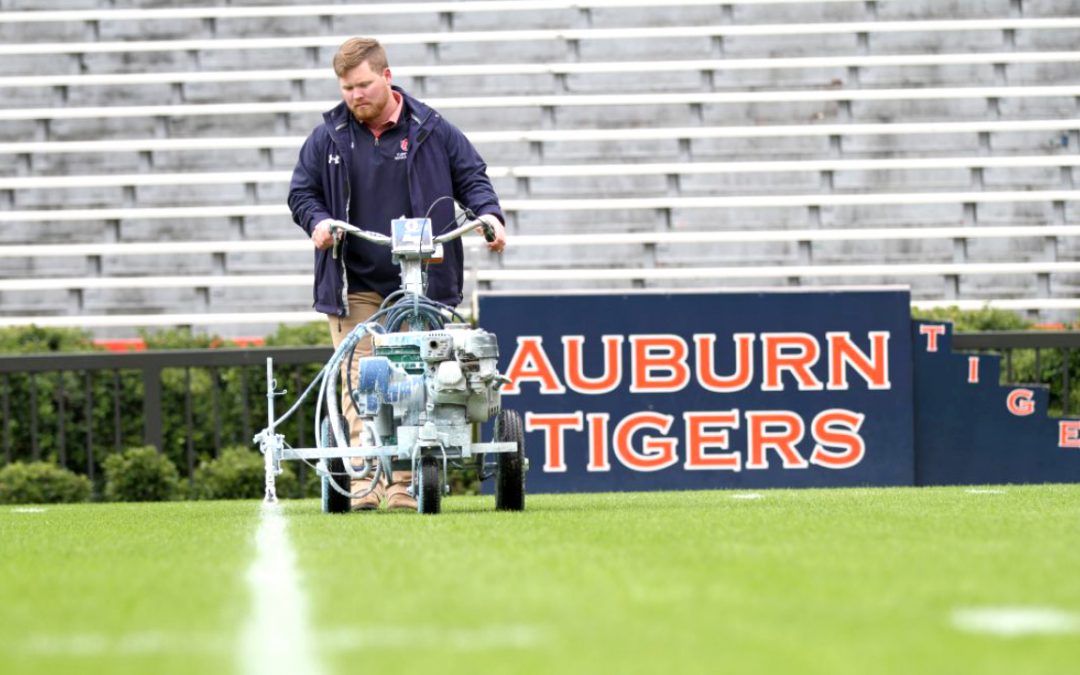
[495,409,526,511]
[417,455,442,515]
[320,416,351,514]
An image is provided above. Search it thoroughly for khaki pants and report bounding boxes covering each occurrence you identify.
[327,291,383,447]
[327,292,411,492]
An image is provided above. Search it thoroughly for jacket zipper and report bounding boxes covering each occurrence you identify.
[339,137,351,318]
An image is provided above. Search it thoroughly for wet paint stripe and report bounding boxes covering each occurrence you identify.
[240,502,327,675]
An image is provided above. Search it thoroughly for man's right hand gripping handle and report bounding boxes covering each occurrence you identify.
[313,218,349,255]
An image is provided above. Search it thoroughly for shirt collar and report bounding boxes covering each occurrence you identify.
[365,90,404,138]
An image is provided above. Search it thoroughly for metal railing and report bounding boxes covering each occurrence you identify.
[0,346,331,481]
[951,331,1080,415]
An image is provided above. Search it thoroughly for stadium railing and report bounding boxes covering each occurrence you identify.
[1,118,1076,157]
[0,0,864,22]
[3,17,1077,58]
[2,189,1077,222]
[3,154,1078,190]
[3,224,1078,260]
[4,85,1080,123]
[2,51,1077,90]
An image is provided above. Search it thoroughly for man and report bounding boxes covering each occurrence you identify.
[288,37,507,511]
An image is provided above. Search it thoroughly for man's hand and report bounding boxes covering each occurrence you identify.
[477,213,507,253]
[312,218,346,250]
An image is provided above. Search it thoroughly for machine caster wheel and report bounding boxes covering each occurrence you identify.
[320,416,351,514]
[417,455,442,515]
[495,409,526,511]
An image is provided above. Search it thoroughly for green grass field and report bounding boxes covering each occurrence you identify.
[2,485,1079,675]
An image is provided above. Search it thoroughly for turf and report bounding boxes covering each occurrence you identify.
[0,501,256,675]
[3,485,1080,674]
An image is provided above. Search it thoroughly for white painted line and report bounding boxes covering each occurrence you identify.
[240,502,326,675]
[731,493,764,500]
[11,507,47,513]
[952,607,1080,637]
[965,489,1008,495]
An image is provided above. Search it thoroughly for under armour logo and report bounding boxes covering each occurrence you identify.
[328,154,341,165]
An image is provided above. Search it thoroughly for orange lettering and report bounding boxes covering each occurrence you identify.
[502,336,566,395]
[524,412,583,472]
[629,335,691,393]
[586,413,611,471]
[563,335,624,394]
[695,333,755,393]
[809,409,866,469]
[1006,388,1035,416]
[1059,420,1080,448]
[826,332,890,390]
[746,411,808,469]
[762,333,823,391]
[919,324,946,352]
[613,412,678,472]
[683,410,741,471]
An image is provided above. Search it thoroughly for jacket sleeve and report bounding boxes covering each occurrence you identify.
[287,130,334,236]
[443,121,505,224]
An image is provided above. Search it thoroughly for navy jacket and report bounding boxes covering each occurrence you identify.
[288,87,504,314]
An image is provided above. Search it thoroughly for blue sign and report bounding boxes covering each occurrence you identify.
[479,289,915,492]
[912,320,1080,485]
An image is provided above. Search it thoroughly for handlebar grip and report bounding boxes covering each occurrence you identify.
[329,221,361,235]
[479,219,497,243]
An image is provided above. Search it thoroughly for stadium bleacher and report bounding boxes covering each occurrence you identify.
[0,0,1078,335]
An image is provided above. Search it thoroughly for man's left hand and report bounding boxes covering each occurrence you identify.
[477,214,507,253]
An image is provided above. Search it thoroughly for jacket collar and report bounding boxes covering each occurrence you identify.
[322,86,436,148]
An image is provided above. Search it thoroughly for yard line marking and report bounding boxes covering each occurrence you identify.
[11,507,47,513]
[239,502,326,675]
[731,493,764,500]
[951,606,1080,637]
[965,489,1008,495]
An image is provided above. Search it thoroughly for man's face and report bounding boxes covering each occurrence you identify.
[339,61,392,123]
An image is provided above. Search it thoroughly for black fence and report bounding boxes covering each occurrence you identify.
[1,332,1079,479]
[0,346,331,481]
[952,331,1080,416]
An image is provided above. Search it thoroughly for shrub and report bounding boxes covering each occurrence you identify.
[191,446,297,500]
[0,326,96,354]
[911,306,1032,332]
[0,461,92,504]
[102,446,180,502]
[264,321,332,347]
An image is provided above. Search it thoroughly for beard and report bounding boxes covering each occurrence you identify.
[349,91,390,123]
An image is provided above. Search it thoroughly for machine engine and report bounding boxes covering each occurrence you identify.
[351,324,503,456]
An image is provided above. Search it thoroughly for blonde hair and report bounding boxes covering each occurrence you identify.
[333,37,389,77]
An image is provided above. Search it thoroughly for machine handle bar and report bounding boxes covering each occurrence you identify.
[329,217,491,246]
[328,221,390,245]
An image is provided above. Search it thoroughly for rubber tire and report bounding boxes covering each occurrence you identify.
[320,416,351,514]
[417,455,442,515]
[495,409,526,511]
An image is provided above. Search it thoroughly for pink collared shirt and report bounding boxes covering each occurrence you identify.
[366,91,404,139]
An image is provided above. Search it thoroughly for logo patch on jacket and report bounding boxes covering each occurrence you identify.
[395,138,408,161]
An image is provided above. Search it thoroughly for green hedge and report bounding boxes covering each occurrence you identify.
[190,446,300,500]
[103,446,180,502]
[0,461,92,504]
